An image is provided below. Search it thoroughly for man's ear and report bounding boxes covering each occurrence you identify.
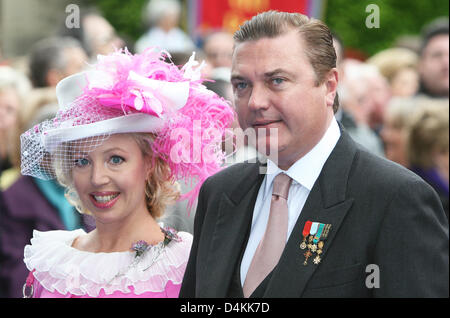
[46,69,63,87]
[325,68,339,108]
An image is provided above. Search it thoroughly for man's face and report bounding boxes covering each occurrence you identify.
[47,47,88,87]
[231,29,337,169]
[204,32,234,69]
[419,34,449,97]
[84,15,124,56]
[62,47,88,77]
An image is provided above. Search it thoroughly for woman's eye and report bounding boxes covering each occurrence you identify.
[74,158,90,167]
[109,155,124,165]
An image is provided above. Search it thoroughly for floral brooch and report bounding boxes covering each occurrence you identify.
[130,226,181,258]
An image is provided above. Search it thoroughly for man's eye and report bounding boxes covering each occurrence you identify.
[234,82,248,91]
[74,158,89,167]
[271,78,285,85]
[109,155,124,165]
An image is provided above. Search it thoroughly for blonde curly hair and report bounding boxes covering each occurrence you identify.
[407,100,449,169]
[54,132,180,219]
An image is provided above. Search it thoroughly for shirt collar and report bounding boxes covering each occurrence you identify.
[264,117,341,198]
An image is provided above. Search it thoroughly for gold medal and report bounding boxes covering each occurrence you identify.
[313,224,331,264]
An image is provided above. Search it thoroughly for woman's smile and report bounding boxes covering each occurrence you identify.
[89,192,121,209]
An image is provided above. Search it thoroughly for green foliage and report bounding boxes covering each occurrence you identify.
[85,0,149,41]
[324,0,449,57]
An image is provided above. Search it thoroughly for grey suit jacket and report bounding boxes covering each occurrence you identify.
[179,130,449,297]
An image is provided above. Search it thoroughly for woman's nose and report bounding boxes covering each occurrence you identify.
[90,163,110,186]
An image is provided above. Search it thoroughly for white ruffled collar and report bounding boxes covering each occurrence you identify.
[24,228,192,297]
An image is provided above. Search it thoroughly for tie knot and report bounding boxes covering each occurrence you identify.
[272,173,292,200]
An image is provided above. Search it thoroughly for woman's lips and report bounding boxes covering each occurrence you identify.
[89,192,120,209]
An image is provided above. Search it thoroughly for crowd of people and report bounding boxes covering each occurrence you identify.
[0,0,448,299]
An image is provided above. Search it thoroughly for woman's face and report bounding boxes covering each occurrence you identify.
[0,87,20,133]
[380,116,409,167]
[71,134,151,224]
[390,68,419,97]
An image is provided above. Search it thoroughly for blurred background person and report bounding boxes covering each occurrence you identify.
[1,36,87,187]
[407,99,449,218]
[28,36,88,89]
[338,59,385,157]
[60,9,125,60]
[202,30,234,81]
[417,17,449,99]
[380,97,414,168]
[0,66,31,179]
[368,47,420,98]
[0,191,7,297]
[364,63,392,135]
[135,0,196,54]
[203,31,234,69]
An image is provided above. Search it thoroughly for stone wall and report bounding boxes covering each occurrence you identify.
[0,0,87,59]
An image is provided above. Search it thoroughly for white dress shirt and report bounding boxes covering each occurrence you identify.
[240,118,341,286]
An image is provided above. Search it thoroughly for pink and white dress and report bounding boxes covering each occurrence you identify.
[23,229,192,298]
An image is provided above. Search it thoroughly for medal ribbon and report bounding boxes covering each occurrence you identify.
[313,223,325,243]
[302,221,312,237]
[309,222,319,236]
[322,224,332,240]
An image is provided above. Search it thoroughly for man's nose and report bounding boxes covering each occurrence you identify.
[248,84,270,111]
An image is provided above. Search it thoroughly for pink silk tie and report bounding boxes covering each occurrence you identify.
[243,173,292,297]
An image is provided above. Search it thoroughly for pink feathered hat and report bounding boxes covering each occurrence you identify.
[21,48,235,205]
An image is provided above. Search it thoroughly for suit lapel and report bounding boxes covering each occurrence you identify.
[264,131,358,297]
[199,163,265,297]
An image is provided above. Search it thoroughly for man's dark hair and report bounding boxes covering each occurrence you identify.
[29,36,83,88]
[420,17,449,56]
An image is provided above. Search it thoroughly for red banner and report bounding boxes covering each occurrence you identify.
[191,0,315,34]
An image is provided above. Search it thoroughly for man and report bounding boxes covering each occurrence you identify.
[180,11,448,297]
[417,18,449,98]
[29,36,87,88]
[59,10,124,61]
[203,31,234,70]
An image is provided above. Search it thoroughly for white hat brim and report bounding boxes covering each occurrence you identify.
[42,113,164,153]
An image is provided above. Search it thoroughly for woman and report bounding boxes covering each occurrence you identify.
[407,99,449,219]
[20,48,234,297]
[0,66,30,180]
[380,97,412,168]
